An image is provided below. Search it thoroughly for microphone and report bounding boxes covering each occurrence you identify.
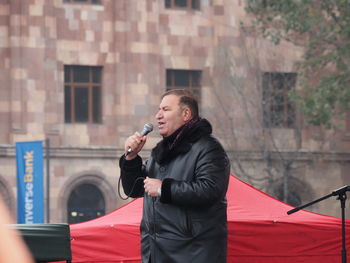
[140,123,154,136]
[125,123,153,156]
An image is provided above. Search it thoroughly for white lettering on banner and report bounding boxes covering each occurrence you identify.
[23,151,34,223]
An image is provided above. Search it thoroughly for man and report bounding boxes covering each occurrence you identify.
[119,89,230,263]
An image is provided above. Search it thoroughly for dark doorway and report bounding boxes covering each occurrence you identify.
[67,183,105,224]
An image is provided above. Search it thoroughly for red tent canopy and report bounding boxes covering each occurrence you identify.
[69,175,350,263]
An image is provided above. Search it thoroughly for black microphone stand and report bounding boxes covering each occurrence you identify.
[287,185,349,263]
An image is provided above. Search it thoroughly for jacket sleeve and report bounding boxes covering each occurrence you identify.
[119,155,146,198]
[160,139,230,207]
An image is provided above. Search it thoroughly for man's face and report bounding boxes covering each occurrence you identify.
[156,94,189,137]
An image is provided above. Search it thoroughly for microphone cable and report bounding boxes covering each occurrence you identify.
[117,123,153,200]
[117,175,145,200]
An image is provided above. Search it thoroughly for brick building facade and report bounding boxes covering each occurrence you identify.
[0,0,349,222]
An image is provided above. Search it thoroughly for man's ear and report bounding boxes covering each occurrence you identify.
[182,107,192,122]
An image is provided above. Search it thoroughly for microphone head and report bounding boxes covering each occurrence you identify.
[140,123,153,136]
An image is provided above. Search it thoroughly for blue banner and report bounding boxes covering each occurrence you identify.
[16,141,44,224]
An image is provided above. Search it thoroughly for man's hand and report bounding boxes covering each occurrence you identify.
[144,177,162,197]
[124,132,147,160]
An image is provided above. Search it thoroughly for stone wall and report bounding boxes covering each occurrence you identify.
[0,0,349,221]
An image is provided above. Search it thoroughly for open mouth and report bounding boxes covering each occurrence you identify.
[158,121,165,129]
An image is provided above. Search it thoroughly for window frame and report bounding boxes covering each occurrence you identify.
[64,65,103,124]
[165,0,200,11]
[262,72,297,129]
[166,69,202,102]
[63,0,102,5]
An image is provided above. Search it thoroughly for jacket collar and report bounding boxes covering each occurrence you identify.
[151,118,212,164]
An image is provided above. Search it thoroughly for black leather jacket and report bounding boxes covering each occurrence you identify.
[120,119,230,263]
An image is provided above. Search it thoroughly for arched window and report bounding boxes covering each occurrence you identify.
[67,183,105,224]
[0,181,12,210]
[268,176,312,207]
[274,186,302,207]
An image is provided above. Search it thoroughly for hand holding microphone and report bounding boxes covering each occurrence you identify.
[124,123,153,160]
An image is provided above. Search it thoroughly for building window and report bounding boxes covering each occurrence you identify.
[262,72,297,128]
[64,65,102,124]
[63,0,102,4]
[268,175,311,207]
[0,181,12,211]
[262,0,275,8]
[345,111,350,136]
[165,0,200,10]
[166,69,202,101]
[67,183,105,224]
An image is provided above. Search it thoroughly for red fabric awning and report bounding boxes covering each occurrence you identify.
[68,175,350,263]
